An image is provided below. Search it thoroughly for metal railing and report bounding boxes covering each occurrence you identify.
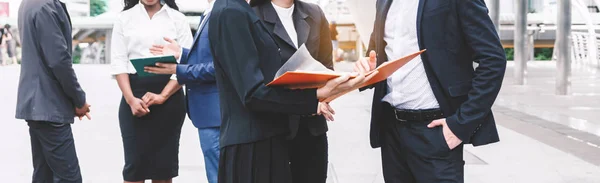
[554,0,599,70]
[571,31,600,68]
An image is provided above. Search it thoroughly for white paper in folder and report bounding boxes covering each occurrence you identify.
[274,45,335,78]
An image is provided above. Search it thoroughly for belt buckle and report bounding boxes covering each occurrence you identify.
[394,110,407,122]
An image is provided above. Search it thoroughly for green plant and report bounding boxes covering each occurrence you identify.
[534,48,553,61]
[505,48,514,61]
[90,0,107,17]
[73,45,82,64]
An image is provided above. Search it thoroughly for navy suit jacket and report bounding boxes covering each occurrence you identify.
[177,17,220,129]
[366,0,506,148]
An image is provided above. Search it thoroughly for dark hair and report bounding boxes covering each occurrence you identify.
[3,24,11,35]
[249,0,270,7]
[123,0,179,11]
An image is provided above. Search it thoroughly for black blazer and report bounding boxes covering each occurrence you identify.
[252,1,333,138]
[209,0,320,147]
[365,0,506,148]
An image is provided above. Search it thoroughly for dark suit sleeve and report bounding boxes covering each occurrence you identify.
[212,8,318,115]
[35,7,86,108]
[445,0,507,143]
[316,6,334,70]
[176,62,216,84]
[175,47,217,85]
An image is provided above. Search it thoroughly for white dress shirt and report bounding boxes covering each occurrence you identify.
[199,0,215,29]
[272,2,298,48]
[382,0,440,110]
[110,4,194,80]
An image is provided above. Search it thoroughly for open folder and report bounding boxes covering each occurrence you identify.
[266,45,425,102]
[130,55,177,77]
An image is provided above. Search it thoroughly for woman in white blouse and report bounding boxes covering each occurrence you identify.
[110,0,192,182]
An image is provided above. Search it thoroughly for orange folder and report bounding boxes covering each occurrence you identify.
[267,71,357,89]
[267,50,426,101]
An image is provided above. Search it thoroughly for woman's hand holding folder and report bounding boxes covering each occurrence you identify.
[316,71,379,101]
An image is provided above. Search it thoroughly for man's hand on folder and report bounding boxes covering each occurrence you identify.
[145,63,177,75]
[150,37,182,60]
[316,71,379,100]
[354,50,377,73]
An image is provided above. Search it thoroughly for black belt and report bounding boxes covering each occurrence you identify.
[392,108,444,122]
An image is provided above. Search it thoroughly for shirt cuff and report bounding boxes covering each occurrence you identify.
[177,48,183,63]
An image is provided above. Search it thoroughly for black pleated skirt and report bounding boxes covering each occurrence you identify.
[118,74,186,181]
[218,135,292,183]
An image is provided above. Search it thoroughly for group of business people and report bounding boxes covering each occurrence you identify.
[16,0,506,182]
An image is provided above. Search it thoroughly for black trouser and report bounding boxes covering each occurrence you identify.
[289,126,328,183]
[27,121,82,183]
[381,108,464,183]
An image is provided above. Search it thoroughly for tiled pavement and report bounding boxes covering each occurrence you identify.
[1,62,599,182]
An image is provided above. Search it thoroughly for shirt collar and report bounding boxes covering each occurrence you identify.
[204,1,216,15]
[137,3,170,16]
[271,2,294,18]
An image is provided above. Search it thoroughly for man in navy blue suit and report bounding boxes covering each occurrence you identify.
[354,0,506,182]
[145,1,219,182]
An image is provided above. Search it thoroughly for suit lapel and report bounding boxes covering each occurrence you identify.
[187,14,211,59]
[377,0,393,66]
[59,2,72,27]
[192,15,205,44]
[416,0,427,49]
[294,5,309,48]
[262,3,296,49]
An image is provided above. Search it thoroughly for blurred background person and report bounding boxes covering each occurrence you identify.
[329,20,339,62]
[251,0,334,182]
[4,24,19,65]
[110,0,193,182]
[0,26,5,66]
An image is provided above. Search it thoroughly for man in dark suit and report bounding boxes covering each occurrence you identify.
[252,1,333,182]
[208,0,372,181]
[354,0,506,182]
[145,1,220,182]
[16,0,91,182]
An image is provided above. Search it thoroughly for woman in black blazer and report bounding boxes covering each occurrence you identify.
[251,0,334,182]
[208,0,371,182]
